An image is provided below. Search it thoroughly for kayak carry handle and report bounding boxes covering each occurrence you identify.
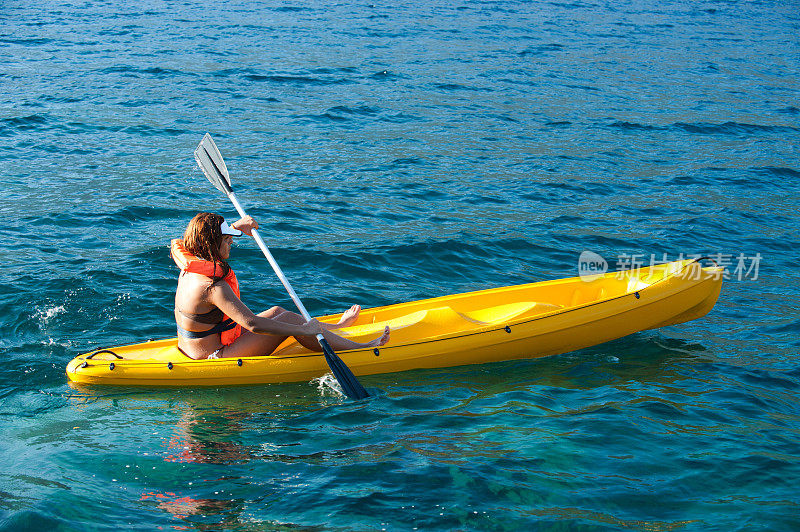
[694,256,718,267]
[86,350,123,360]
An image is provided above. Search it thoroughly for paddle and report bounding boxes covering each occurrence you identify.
[193,133,370,400]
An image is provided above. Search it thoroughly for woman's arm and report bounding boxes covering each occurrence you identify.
[206,282,323,336]
[231,215,258,236]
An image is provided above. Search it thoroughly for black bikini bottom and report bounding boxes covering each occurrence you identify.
[176,318,236,339]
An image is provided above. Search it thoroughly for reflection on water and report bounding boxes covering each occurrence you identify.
[164,406,252,465]
[139,491,245,527]
[143,404,250,528]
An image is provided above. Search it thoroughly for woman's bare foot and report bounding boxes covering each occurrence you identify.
[336,305,361,327]
[365,326,390,348]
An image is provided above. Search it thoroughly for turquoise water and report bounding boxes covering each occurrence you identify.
[2,0,799,530]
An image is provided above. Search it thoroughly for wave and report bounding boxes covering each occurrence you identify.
[564,83,601,92]
[27,205,183,229]
[388,157,427,168]
[209,67,248,78]
[0,114,190,139]
[0,114,48,135]
[666,166,800,191]
[370,70,406,81]
[462,193,509,206]
[272,6,311,12]
[518,43,565,57]
[293,113,351,125]
[0,37,53,45]
[327,105,380,117]
[675,121,799,135]
[55,122,189,137]
[379,112,423,124]
[244,74,353,86]
[607,120,799,136]
[97,65,197,78]
[294,105,382,125]
[38,95,84,104]
[310,67,359,75]
[433,83,493,93]
[544,120,572,127]
[754,166,800,180]
[608,120,660,131]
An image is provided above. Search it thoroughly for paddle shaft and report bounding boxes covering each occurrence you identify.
[226,192,320,337]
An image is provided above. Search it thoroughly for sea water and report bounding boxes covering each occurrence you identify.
[1,1,798,530]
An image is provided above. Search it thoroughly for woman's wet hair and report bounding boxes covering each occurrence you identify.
[181,212,231,279]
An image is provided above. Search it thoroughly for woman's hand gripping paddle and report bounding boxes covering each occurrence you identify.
[193,133,370,400]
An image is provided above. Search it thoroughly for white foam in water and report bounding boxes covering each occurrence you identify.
[310,373,345,398]
[36,305,65,324]
[102,293,131,322]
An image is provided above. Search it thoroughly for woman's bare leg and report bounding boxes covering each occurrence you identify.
[214,307,295,359]
[218,329,288,359]
[263,307,389,351]
[295,324,390,352]
[219,306,389,358]
[264,306,361,331]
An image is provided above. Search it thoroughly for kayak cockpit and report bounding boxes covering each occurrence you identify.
[272,261,688,356]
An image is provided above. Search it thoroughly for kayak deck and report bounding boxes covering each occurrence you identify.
[66,259,723,387]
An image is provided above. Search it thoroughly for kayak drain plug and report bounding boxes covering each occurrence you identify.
[374,348,380,357]
[237,359,243,366]
[109,363,115,371]
[635,292,640,299]
[504,326,512,333]
[167,362,173,370]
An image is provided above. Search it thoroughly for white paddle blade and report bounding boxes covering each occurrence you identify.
[194,133,232,194]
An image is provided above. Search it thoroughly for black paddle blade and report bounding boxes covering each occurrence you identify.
[319,338,370,400]
[194,133,233,195]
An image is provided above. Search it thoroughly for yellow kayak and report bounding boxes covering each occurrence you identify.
[66,259,722,387]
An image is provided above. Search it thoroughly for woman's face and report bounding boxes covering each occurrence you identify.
[218,235,233,260]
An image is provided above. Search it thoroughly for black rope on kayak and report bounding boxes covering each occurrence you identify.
[86,350,123,360]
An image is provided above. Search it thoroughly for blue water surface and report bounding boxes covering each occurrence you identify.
[1,0,799,530]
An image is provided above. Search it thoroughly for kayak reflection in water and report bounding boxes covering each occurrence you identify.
[172,212,390,360]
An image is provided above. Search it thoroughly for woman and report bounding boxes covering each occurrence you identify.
[172,212,390,360]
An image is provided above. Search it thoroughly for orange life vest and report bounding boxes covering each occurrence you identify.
[170,238,242,346]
